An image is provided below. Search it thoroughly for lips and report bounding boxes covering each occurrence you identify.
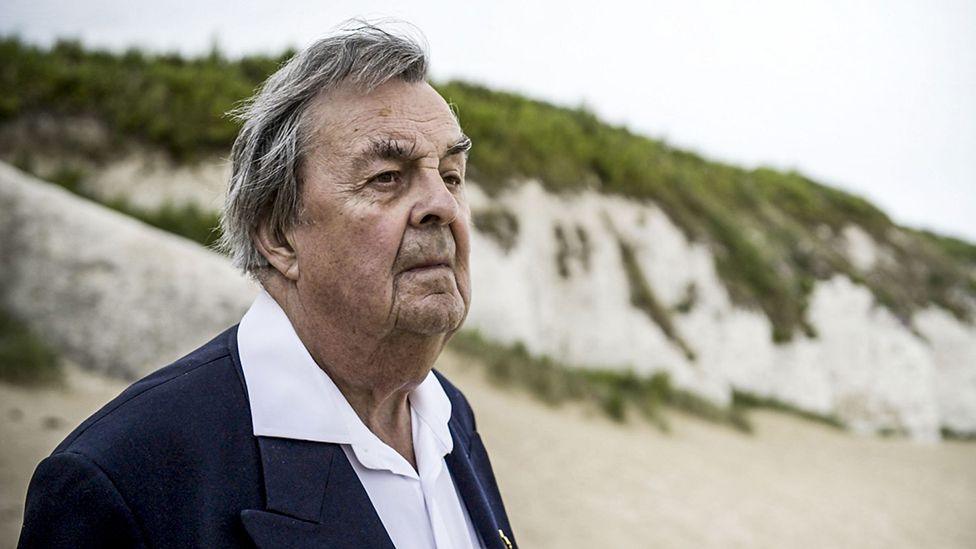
[403,259,451,273]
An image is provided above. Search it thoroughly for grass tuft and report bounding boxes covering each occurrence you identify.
[732,390,845,430]
[107,198,222,248]
[472,206,519,253]
[940,427,976,441]
[447,330,750,433]
[617,238,697,360]
[0,309,62,386]
[28,159,224,248]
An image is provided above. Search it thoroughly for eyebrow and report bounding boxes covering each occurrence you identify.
[366,137,419,162]
[445,134,473,157]
[357,134,473,169]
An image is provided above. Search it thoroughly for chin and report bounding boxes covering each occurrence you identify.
[395,296,466,336]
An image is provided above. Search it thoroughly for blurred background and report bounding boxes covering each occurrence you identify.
[1,1,974,547]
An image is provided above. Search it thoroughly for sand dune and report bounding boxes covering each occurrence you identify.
[2,355,974,548]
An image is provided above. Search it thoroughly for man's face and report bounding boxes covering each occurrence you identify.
[288,79,471,340]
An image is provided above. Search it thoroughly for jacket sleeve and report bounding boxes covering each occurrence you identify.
[18,451,145,548]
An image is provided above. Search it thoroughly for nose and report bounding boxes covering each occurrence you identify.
[409,168,460,227]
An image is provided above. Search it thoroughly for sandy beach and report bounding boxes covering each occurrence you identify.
[2,353,975,548]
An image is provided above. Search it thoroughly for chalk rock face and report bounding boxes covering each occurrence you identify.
[87,153,230,212]
[0,163,257,379]
[466,181,976,439]
[915,308,976,435]
[3,161,975,439]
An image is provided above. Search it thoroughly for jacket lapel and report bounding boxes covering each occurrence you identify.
[240,436,395,549]
[445,420,507,549]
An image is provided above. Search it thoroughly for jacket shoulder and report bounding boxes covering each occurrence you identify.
[24,324,262,547]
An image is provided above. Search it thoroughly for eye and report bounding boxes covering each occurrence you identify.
[443,173,463,187]
[369,171,402,187]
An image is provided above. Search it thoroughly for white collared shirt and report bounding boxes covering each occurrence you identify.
[237,290,483,549]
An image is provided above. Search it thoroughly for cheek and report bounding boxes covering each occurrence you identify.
[451,215,473,294]
[454,203,472,262]
[295,216,401,282]
[342,215,406,279]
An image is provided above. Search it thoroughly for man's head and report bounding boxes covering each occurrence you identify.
[220,23,472,340]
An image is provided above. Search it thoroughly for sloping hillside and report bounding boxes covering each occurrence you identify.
[1,38,974,438]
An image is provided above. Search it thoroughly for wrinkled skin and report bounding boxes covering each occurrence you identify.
[291,79,472,341]
[254,78,472,465]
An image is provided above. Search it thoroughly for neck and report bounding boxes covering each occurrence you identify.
[263,278,445,466]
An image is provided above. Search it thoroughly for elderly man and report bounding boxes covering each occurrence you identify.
[19,24,516,549]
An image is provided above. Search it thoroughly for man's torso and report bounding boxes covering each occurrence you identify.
[18,326,516,548]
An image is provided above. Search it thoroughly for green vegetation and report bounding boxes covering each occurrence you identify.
[673,282,698,314]
[42,161,222,247]
[908,228,976,270]
[1,37,973,341]
[553,223,592,278]
[47,163,87,194]
[574,225,592,271]
[0,309,62,385]
[472,206,519,253]
[447,330,750,433]
[108,200,222,248]
[732,390,845,430]
[553,224,572,278]
[436,85,974,338]
[617,238,696,360]
[941,427,976,441]
[0,38,290,160]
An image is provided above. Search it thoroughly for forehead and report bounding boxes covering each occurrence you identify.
[305,79,461,155]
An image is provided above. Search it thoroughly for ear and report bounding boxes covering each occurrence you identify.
[253,221,300,281]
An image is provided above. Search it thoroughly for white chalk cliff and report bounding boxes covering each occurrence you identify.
[1,161,973,440]
[465,182,976,441]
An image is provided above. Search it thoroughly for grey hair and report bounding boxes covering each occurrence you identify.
[218,20,429,273]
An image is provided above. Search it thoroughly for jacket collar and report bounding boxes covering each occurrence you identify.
[237,427,507,549]
[228,294,509,548]
[240,437,396,549]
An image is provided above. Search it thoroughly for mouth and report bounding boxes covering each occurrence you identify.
[403,261,451,274]
[400,253,454,274]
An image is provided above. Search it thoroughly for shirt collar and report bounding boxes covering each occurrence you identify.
[237,289,454,455]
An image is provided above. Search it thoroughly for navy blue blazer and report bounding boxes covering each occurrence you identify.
[18,326,517,548]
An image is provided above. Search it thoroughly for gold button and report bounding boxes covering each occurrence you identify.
[499,529,513,549]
